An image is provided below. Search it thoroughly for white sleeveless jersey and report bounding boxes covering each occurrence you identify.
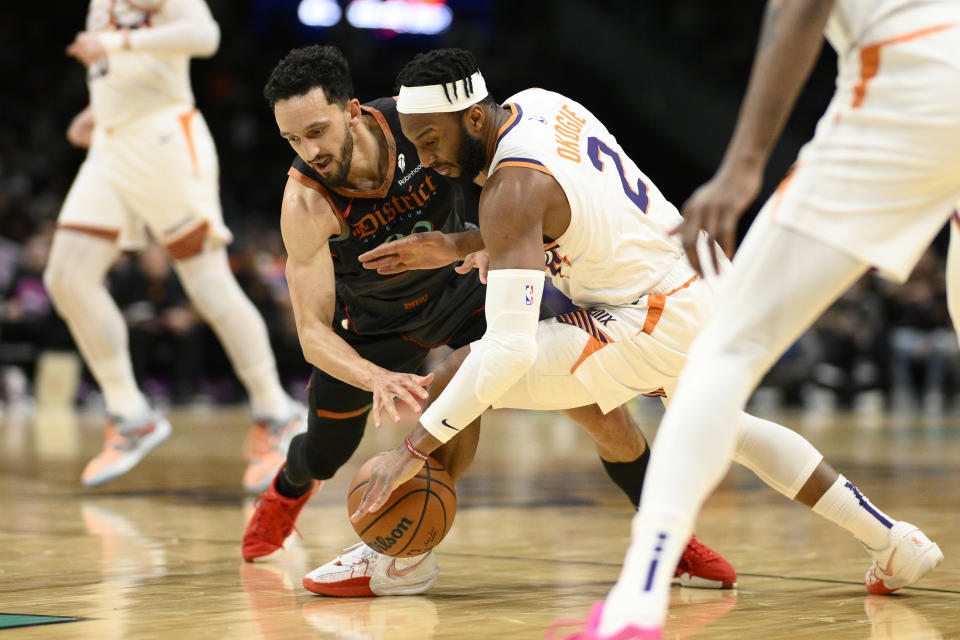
[825,0,955,51]
[488,89,685,308]
[85,0,217,129]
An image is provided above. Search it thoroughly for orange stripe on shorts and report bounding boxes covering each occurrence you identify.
[853,22,957,108]
[178,108,199,176]
[57,223,120,243]
[640,275,698,336]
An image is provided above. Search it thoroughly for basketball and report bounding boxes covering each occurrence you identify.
[347,454,456,557]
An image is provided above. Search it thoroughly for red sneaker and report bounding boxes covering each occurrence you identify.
[242,466,320,562]
[674,534,737,589]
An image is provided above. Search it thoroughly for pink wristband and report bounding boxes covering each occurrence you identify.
[404,437,429,461]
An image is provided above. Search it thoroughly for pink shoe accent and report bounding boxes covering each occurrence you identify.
[544,602,662,640]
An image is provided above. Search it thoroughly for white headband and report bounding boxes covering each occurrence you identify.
[396,72,488,114]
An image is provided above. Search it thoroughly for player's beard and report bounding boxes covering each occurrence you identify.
[315,122,354,188]
[454,121,486,185]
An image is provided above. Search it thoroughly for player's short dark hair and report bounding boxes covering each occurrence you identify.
[395,48,496,110]
[263,45,353,108]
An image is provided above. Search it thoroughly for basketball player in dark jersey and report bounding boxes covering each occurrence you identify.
[241,45,735,597]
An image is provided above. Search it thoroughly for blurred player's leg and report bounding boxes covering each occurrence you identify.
[45,229,171,486]
[172,245,305,492]
[600,218,873,634]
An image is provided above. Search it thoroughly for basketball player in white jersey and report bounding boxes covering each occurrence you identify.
[47,0,305,492]
[347,48,942,638]
[571,0,960,637]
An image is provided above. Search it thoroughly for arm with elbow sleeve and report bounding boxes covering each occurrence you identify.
[98,0,220,57]
[419,268,545,443]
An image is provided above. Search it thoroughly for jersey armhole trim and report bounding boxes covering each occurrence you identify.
[288,167,351,241]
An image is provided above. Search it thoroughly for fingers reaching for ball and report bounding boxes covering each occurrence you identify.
[350,446,425,521]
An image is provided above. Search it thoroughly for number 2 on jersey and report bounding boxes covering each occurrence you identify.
[586,136,649,213]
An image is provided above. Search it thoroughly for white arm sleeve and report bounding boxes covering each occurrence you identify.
[420,269,545,443]
[99,0,220,57]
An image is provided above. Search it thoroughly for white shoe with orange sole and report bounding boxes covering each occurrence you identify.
[303,543,438,597]
[864,521,943,594]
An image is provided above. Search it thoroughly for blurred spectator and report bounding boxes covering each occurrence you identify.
[882,249,959,413]
[0,230,73,403]
[808,275,890,409]
[231,232,306,395]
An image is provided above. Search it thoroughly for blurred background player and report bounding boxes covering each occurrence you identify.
[45,0,305,491]
[241,45,735,596]
[593,0,959,638]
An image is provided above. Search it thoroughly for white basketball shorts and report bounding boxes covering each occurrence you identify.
[58,104,232,255]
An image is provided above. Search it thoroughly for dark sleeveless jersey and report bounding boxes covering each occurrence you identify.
[287,97,473,335]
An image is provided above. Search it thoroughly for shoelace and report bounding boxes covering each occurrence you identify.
[685,537,719,561]
[333,542,377,567]
[252,493,301,543]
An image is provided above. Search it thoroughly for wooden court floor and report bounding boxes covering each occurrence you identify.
[0,401,958,639]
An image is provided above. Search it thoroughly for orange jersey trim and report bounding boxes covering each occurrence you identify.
[496,160,553,176]
[496,103,521,143]
[639,275,698,336]
[287,166,351,238]
[331,106,396,200]
[854,22,957,108]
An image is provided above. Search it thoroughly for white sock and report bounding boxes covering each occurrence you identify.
[812,475,894,549]
[173,248,289,419]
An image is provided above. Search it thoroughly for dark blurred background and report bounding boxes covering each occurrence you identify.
[0,0,956,413]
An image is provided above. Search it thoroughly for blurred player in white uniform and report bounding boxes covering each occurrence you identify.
[46,0,305,491]
[581,0,960,638]
[344,50,938,639]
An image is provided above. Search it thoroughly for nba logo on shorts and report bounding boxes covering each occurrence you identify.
[524,284,534,305]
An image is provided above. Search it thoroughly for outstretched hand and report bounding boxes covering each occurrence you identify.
[66,32,108,67]
[358,231,458,274]
[673,166,763,277]
[454,249,490,284]
[350,446,424,521]
[369,369,434,428]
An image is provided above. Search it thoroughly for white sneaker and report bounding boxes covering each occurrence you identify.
[81,411,172,487]
[864,521,943,594]
[243,399,308,494]
[303,542,438,597]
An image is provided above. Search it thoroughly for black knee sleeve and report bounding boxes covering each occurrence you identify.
[601,447,651,508]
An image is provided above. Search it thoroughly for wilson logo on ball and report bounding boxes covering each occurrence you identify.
[368,517,415,554]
